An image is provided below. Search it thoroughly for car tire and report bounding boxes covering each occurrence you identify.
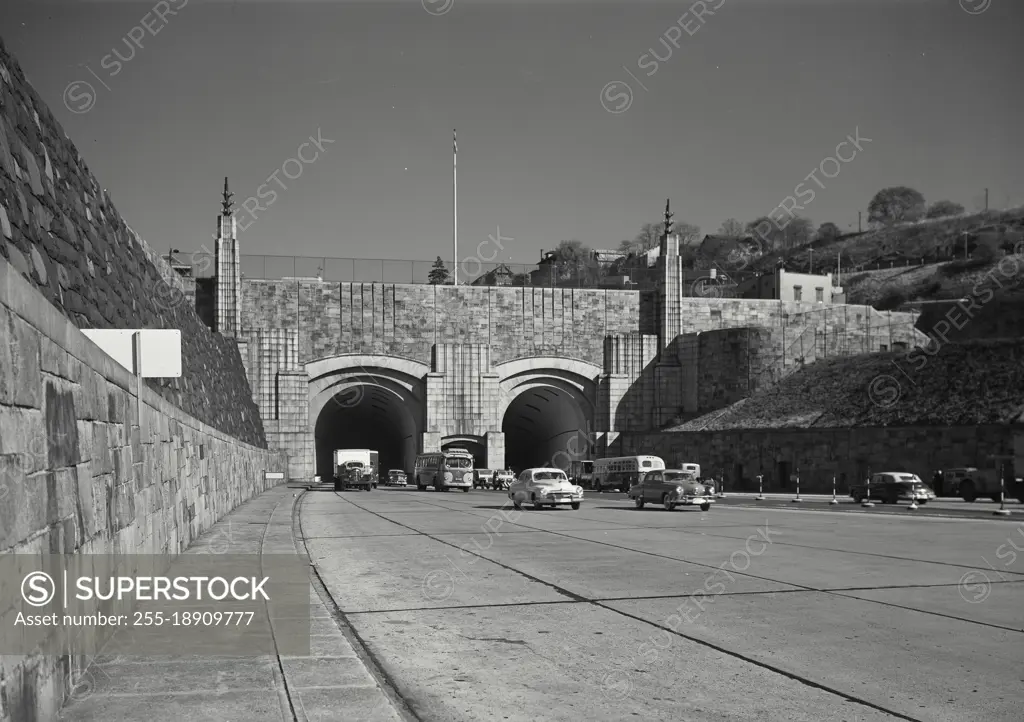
[512,496,522,510]
[463,487,470,493]
[700,502,711,511]
[532,494,543,511]
[662,494,674,511]
[634,497,645,509]
[960,481,977,503]
[571,502,581,510]
[917,499,927,505]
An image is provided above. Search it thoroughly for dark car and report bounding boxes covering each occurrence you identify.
[628,469,713,511]
[849,472,936,505]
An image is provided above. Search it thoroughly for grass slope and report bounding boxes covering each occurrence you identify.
[668,339,1024,431]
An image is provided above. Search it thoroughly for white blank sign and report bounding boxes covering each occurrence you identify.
[81,329,182,378]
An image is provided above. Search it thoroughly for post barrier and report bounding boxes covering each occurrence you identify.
[830,476,839,505]
[995,462,1011,516]
[756,475,765,501]
[792,472,802,503]
[861,475,875,507]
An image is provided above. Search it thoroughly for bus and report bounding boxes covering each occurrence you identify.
[413,448,475,492]
[592,455,665,492]
[569,460,594,488]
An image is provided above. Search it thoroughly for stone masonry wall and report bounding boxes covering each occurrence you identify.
[0,255,288,722]
[617,425,1017,494]
[242,281,642,367]
[0,37,265,447]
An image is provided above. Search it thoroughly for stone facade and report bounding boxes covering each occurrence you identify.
[0,255,287,722]
[0,37,264,447]
[238,241,924,479]
[617,425,1020,494]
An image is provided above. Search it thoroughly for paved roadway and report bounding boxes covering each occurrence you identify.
[301,487,1024,722]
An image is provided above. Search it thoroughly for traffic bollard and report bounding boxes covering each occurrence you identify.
[718,475,726,498]
[756,474,765,501]
[995,472,1011,516]
[861,476,875,507]
[792,474,802,503]
[830,476,839,505]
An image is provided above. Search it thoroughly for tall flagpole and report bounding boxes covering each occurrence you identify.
[453,129,458,285]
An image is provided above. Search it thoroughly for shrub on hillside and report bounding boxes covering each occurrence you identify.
[938,253,994,277]
[876,289,907,310]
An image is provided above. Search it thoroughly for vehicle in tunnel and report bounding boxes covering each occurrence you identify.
[629,469,713,511]
[569,459,594,488]
[385,469,408,486]
[473,468,496,489]
[509,468,584,510]
[495,469,515,490]
[591,455,665,492]
[333,449,379,491]
[413,449,474,492]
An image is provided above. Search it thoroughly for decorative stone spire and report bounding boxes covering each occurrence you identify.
[221,176,234,216]
[660,198,674,257]
[215,177,241,337]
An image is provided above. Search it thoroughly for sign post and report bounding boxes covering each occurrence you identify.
[791,470,802,503]
[830,476,839,505]
[756,474,765,501]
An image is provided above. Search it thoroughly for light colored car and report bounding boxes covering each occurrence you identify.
[386,470,407,486]
[509,468,584,510]
[628,469,714,511]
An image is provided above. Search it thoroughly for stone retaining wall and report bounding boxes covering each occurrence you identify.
[618,425,1018,493]
[0,255,288,722]
[0,36,265,447]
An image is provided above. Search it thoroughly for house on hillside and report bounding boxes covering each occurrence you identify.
[736,267,845,305]
[470,263,517,286]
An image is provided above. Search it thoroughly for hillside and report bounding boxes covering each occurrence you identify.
[747,207,1024,277]
[668,339,1024,431]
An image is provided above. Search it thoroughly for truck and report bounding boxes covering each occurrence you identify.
[942,464,1022,503]
[333,449,379,491]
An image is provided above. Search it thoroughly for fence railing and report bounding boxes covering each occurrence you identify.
[171,253,755,294]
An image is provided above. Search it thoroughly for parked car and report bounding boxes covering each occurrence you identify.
[473,468,496,489]
[849,472,936,505]
[628,469,713,511]
[509,468,584,510]
[386,469,408,486]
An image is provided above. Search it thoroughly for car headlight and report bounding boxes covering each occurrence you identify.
[444,472,453,482]
[676,486,685,494]
[574,486,583,494]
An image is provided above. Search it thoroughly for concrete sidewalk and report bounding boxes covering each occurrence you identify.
[58,486,406,722]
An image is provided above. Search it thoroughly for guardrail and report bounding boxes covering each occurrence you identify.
[168,253,755,294]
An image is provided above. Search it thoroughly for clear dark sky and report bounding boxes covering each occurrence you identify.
[1,0,1022,266]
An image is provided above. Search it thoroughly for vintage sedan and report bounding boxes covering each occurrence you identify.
[385,469,408,486]
[850,472,937,505]
[629,469,713,511]
[509,468,584,510]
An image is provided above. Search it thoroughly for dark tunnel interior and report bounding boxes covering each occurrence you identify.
[501,386,591,474]
[314,385,418,479]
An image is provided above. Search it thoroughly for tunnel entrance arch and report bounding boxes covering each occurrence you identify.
[307,355,429,480]
[495,358,600,474]
[441,436,487,469]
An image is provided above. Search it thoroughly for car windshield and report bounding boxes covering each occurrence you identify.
[896,474,921,483]
[345,462,364,468]
[664,471,697,482]
[534,471,567,482]
[446,457,472,469]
